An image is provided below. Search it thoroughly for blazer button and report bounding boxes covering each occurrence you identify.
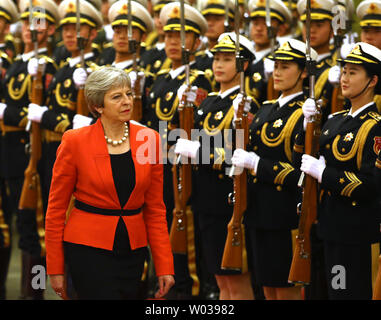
[352,201,357,206]
[276,185,282,191]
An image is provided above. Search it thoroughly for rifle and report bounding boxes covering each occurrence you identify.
[221,0,248,271]
[265,0,279,100]
[169,0,193,254]
[288,0,322,284]
[330,0,347,113]
[224,0,231,32]
[75,0,88,116]
[19,0,44,211]
[128,0,143,122]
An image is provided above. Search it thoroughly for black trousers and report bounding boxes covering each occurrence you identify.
[63,219,148,300]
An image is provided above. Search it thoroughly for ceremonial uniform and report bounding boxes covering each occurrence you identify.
[295,42,381,299]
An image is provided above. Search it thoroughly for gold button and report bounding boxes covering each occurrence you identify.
[273,165,278,171]
[256,130,260,135]
[325,144,330,149]
[151,104,155,108]
[342,148,345,152]
[254,146,258,151]
[270,133,274,137]
[210,154,214,159]
[253,178,257,183]
[218,174,224,179]
[199,121,203,125]
[276,185,282,191]
[352,201,356,206]
[147,121,151,126]
[163,108,168,112]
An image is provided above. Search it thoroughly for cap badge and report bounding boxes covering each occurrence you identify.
[351,45,362,56]
[67,2,76,13]
[169,7,180,19]
[118,4,129,15]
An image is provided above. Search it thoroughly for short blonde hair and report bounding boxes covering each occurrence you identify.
[85,66,131,118]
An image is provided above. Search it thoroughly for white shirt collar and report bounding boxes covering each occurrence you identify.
[253,47,271,63]
[112,59,133,70]
[21,48,48,62]
[278,91,304,108]
[69,52,94,67]
[348,102,374,118]
[219,85,240,100]
[169,61,196,79]
[156,42,165,51]
[317,52,331,63]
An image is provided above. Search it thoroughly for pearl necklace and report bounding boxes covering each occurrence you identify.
[104,122,129,146]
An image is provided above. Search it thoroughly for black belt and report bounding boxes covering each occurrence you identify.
[74,199,142,216]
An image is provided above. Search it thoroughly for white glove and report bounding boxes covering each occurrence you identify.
[177,84,198,104]
[0,103,6,120]
[27,57,46,76]
[28,103,48,123]
[263,58,275,81]
[174,138,200,160]
[300,154,326,183]
[73,68,88,87]
[231,148,260,173]
[73,114,93,129]
[340,43,355,60]
[328,65,341,85]
[129,71,145,94]
[302,98,317,131]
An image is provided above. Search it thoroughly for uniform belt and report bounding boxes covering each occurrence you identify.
[41,130,62,142]
[74,199,142,216]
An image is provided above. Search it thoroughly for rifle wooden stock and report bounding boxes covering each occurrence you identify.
[169,98,194,254]
[76,88,88,116]
[221,99,248,271]
[331,85,345,114]
[18,68,43,210]
[288,115,321,284]
[131,74,143,122]
[373,255,381,300]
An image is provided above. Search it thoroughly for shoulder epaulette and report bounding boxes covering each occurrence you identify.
[0,51,11,63]
[102,42,114,49]
[157,68,170,76]
[195,50,206,57]
[208,92,218,96]
[263,99,277,105]
[368,111,381,122]
[328,109,349,119]
[190,69,205,76]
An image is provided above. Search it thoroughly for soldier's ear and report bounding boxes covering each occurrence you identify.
[90,28,98,41]
[47,24,56,37]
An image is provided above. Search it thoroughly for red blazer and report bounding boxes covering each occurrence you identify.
[45,119,174,277]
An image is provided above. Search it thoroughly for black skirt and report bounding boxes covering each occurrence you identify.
[64,218,148,300]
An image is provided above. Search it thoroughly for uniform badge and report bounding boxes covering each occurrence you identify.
[17,73,25,82]
[344,132,353,142]
[64,79,71,88]
[197,109,203,115]
[323,129,329,135]
[153,60,161,69]
[253,72,262,82]
[165,92,173,101]
[214,111,223,120]
[273,119,283,128]
[373,136,381,155]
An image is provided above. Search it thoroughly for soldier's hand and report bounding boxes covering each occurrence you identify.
[328,65,341,85]
[0,103,6,120]
[302,98,317,131]
[27,57,46,77]
[73,67,88,87]
[301,154,326,183]
[129,70,145,93]
[231,148,260,172]
[263,58,275,81]
[174,138,200,160]
[177,84,198,104]
[28,103,48,123]
[73,114,93,129]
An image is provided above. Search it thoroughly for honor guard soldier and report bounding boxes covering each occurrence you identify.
[175,32,259,300]
[97,0,147,66]
[0,0,18,59]
[144,1,213,299]
[296,42,381,299]
[357,0,381,113]
[0,0,19,300]
[27,0,102,222]
[0,0,59,300]
[297,0,337,123]
[139,0,172,75]
[232,39,316,300]
[193,0,235,73]
[247,0,292,104]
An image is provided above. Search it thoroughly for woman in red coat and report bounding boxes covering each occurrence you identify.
[45,66,174,299]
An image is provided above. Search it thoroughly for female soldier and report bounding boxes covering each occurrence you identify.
[231,39,317,300]
[174,32,259,300]
[299,42,381,299]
